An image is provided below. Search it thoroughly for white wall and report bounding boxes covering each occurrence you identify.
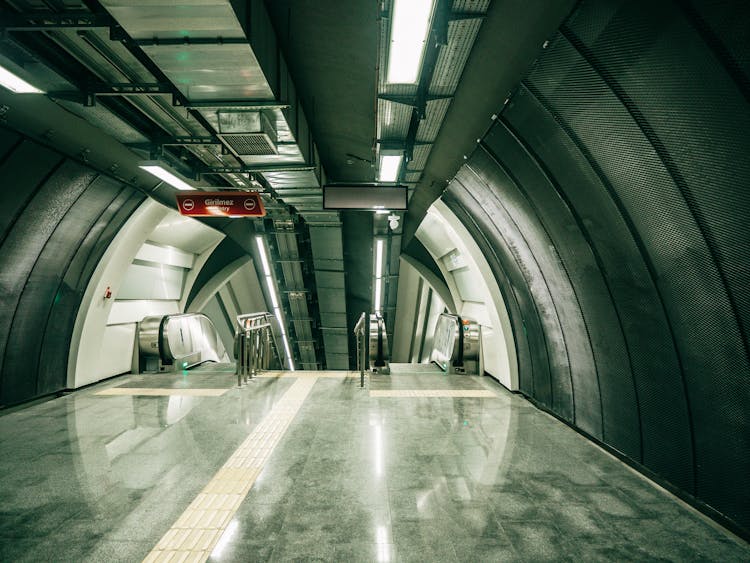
[416,200,518,390]
[392,259,420,362]
[69,204,226,388]
[70,200,171,388]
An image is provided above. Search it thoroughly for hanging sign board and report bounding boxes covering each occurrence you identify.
[323,185,408,210]
[175,191,265,217]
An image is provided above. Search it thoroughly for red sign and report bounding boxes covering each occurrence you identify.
[175,191,266,217]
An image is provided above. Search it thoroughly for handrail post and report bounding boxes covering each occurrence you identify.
[236,329,243,387]
[353,311,366,388]
[244,327,250,383]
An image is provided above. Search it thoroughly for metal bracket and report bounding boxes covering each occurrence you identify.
[185,100,291,111]
[126,136,223,152]
[378,138,432,148]
[0,11,115,32]
[377,94,452,107]
[198,163,316,176]
[48,82,174,106]
[132,37,249,47]
[449,11,487,22]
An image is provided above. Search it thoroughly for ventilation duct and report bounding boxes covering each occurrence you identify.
[216,111,278,156]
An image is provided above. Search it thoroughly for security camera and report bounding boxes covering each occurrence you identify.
[388,214,400,231]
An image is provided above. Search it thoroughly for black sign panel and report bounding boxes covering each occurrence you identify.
[323,185,408,210]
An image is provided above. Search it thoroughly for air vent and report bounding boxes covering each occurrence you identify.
[217,110,278,156]
[219,133,278,156]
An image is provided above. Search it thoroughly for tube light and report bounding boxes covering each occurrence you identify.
[374,239,385,313]
[256,237,272,276]
[274,307,285,334]
[375,239,384,279]
[282,338,295,371]
[378,154,403,183]
[374,278,383,314]
[139,163,196,191]
[386,0,435,84]
[256,235,295,371]
[0,65,43,93]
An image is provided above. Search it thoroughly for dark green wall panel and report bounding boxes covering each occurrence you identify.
[0,128,142,407]
[445,0,750,537]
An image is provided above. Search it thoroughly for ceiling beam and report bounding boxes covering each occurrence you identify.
[0,11,114,31]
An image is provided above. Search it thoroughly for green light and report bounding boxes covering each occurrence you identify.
[463,420,469,426]
[182,362,188,367]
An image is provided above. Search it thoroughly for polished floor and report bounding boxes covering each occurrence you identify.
[0,363,748,562]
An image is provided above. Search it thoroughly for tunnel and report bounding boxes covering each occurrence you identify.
[0,0,748,560]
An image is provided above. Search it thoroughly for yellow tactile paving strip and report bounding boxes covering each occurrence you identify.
[256,370,354,378]
[142,377,317,563]
[369,389,497,398]
[95,388,229,397]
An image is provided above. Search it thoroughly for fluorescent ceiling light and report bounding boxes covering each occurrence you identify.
[139,163,196,191]
[282,338,295,371]
[378,154,403,182]
[256,236,271,276]
[375,209,390,215]
[267,278,280,308]
[375,239,384,279]
[256,235,295,371]
[274,308,286,335]
[387,0,435,84]
[0,65,43,93]
[374,239,385,313]
[374,278,383,314]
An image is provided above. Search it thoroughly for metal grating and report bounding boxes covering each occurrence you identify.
[407,145,431,172]
[452,0,490,12]
[416,98,452,142]
[218,133,278,156]
[377,99,413,139]
[430,19,484,96]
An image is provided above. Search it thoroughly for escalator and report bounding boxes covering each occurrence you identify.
[138,313,229,373]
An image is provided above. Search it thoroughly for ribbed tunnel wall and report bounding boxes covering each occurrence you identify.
[0,127,144,407]
[443,0,750,535]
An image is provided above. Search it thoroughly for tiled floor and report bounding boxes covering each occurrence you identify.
[0,363,748,562]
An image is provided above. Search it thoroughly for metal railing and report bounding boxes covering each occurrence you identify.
[234,312,281,386]
[354,312,367,388]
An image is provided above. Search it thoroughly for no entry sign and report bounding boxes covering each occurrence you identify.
[175,191,266,217]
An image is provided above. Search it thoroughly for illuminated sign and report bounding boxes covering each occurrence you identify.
[175,191,265,217]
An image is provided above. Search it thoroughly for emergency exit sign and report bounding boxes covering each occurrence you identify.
[175,192,266,217]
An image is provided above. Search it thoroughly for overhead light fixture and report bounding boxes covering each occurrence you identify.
[256,236,295,371]
[0,64,43,94]
[378,152,403,183]
[139,161,196,191]
[374,238,385,313]
[386,0,435,84]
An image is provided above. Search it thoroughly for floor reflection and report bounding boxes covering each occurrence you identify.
[0,367,747,562]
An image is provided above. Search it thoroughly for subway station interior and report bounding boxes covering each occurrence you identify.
[0,0,749,561]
